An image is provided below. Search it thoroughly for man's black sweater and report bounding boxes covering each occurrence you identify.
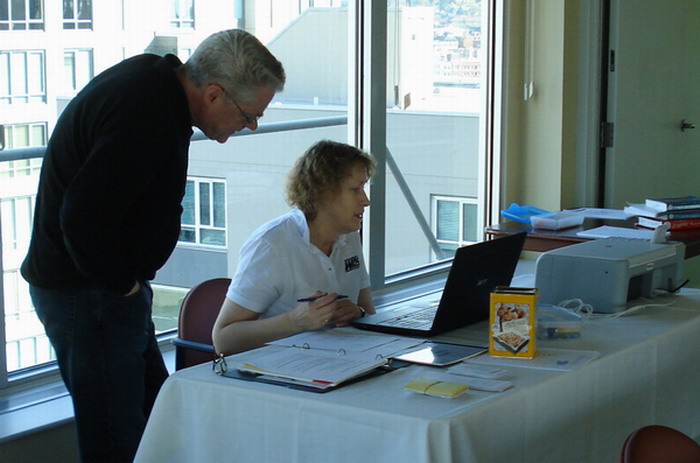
[22,54,193,295]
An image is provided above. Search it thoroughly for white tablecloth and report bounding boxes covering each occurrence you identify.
[135,290,700,463]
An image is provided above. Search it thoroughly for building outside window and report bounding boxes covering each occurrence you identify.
[0,0,43,31]
[0,50,46,104]
[179,178,227,247]
[62,0,92,30]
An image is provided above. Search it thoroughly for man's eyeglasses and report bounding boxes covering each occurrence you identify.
[220,86,260,125]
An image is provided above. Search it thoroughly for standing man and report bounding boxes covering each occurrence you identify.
[21,29,285,462]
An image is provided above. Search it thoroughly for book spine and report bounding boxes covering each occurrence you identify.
[646,197,700,212]
[661,209,700,220]
[661,203,700,212]
[638,216,700,230]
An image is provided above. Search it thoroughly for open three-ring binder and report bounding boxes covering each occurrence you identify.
[221,343,400,392]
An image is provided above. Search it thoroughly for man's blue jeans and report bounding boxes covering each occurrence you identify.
[30,282,169,463]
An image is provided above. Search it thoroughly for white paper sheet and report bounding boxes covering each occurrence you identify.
[466,348,600,371]
[575,225,654,240]
[564,207,632,220]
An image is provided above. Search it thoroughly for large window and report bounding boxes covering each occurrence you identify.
[379,1,486,277]
[0,0,497,383]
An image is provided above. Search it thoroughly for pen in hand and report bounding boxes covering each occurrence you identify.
[297,294,348,303]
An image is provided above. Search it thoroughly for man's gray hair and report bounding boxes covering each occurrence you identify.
[182,29,285,103]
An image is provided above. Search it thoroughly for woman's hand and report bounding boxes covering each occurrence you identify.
[289,292,341,331]
[330,300,365,327]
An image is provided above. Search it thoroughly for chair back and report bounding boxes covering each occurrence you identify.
[174,277,231,370]
[620,425,700,463]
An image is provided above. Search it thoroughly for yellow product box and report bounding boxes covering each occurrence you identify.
[489,287,537,359]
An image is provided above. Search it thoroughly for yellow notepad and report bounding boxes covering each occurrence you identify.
[405,377,468,399]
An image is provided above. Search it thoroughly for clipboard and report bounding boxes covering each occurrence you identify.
[218,343,413,393]
[222,359,411,393]
[223,366,380,393]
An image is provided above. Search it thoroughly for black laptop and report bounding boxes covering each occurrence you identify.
[352,232,527,337]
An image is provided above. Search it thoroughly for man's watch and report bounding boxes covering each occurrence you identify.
[357,306,367,318]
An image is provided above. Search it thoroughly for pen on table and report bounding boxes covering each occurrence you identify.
[297,295,348,303]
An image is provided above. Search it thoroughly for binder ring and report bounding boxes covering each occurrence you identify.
[212,353,228,375]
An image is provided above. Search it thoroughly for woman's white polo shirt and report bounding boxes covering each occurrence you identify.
[226,209,370,319]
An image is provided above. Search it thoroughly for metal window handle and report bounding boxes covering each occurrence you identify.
[681,119,695,131]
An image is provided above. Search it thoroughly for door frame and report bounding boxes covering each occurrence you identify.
[575,0,607,207]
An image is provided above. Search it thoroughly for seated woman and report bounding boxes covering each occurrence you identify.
[212,140,377,355]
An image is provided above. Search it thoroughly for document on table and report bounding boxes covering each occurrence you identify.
[466,348,600,371]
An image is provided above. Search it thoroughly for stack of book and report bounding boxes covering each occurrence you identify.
[625,195,700,230]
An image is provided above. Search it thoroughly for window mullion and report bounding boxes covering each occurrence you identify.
[0,210,8,387]
[364,0,387,290]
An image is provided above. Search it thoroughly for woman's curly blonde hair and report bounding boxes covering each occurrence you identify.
[286,140,376,221]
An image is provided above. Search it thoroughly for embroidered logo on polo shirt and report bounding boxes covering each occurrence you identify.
[344,256,360,272]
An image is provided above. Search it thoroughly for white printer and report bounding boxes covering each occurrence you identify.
[535,238,685,313]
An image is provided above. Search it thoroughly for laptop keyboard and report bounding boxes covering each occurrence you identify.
[383,305,439,329]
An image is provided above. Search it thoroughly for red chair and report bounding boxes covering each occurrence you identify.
[171,278,231,370]
[620,425,700,463]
